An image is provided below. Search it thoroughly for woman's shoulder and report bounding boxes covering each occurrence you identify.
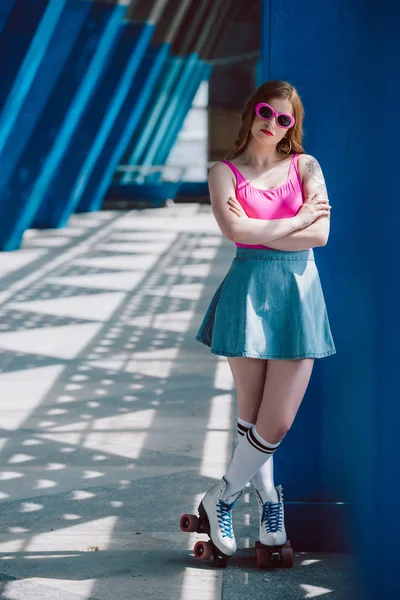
[209,160,231,170]
[211,158,243,169]
[208,161,237,185]
[297,153,321,181]
[297,153,324,167]
[297,152,317,165]
[209,160,240,178]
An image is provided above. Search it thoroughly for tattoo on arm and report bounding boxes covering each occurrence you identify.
[305,157,328,195]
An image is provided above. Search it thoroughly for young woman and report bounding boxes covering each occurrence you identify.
[194,80,335,563]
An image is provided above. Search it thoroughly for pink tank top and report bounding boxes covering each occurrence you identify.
[221,153,305,250]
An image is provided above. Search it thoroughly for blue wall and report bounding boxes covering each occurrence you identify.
[262,0,399,595]
[376,5,399,599]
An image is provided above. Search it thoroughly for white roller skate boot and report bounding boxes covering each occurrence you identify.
[254,484,287,546]
[198,476,244,559]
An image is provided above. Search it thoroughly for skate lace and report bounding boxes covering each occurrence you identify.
[261,502,283,533]
[216,499,235,539]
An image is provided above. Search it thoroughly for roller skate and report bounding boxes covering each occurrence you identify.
[180,476,244,568]
[253,484,294,568]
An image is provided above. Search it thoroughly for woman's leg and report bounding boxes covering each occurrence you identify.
[237,418,276,494]
[228,358,275,495]
[222,358,315,500]
[227,357,267,423]
[200,357,316,557]
[256,358,315,444]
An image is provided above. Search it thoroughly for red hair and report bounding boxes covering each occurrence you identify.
[225,80,305,160]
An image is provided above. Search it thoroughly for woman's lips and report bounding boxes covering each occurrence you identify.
[261,129,273,136]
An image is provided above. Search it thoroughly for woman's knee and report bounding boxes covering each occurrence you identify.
[255,420,292,444]
[255,358,315,444]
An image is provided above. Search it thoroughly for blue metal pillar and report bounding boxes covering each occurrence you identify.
[120,54,185,181]
[135,54,202,170]
[260,0,393,585]
[0,1,126,250]
[30,3,126,230]
[155,62,211,167]
[0,0,48,113]
[0,0,91,240]
[34,20,153,229]
[261,0,363,551]
[0,1,17,39]
[0,0,69,157]
[76,43,170,213]
[372,7,399,599]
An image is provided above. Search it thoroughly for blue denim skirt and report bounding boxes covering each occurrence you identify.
[195,247,336,360]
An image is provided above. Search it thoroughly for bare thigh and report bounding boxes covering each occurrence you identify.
[256,359,315,444]
[227,357,268,424]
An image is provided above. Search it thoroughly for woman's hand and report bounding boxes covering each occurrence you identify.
[227,196,249,219]
[227,191,331,229]
[295,192,331,228]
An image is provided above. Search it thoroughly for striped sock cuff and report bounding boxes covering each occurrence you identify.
[246,425,281,455]
[237,417,255,437]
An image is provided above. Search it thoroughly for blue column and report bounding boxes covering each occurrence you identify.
[0,0,69,157]
[155,61,211,167]
[374,7,399,600]
[77,43,170,213]
[0,1,126,250]
[261,0,379,562]
[0,1,17,39]
[0,0,48,113]
[34,20,153,229]
[120,55,185,181]
[0,0,91,233]
[31,3,126,230]
[139,54,200,171]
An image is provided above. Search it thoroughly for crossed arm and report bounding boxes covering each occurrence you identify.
[208,155,331,250]
[265,155,330,250]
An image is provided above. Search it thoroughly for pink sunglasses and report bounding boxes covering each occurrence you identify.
[255,103,295,129]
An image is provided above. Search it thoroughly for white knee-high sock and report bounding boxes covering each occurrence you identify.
[237,417,276,494]
[223,425,281,501]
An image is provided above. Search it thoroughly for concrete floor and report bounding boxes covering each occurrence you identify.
[0,205,367,600]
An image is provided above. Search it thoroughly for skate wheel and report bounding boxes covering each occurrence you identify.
[180,513,199,533]
[256,548,270,569]
[194,540,213,560]
[213,555,228,568]
[280,547,294,568]
[255,545,294,569]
